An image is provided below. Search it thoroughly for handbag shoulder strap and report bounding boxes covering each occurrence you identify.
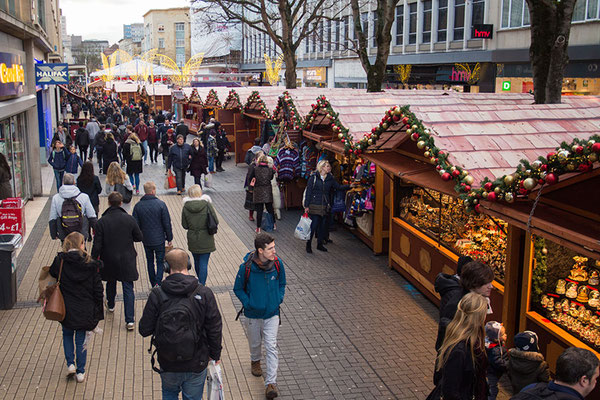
[57,259,64,284]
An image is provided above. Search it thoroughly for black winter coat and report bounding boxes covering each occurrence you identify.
[102,138,119,173]
[123,139,145,175]
[249,163,274,204]
[507,349,550,394]
[303,172,348,208]
[175,123,189,139]
[92,206,143,282]
[132,195,173,247]
[95,132,106,148]
[434,273,468,351]
[486,343,508,377]
[190,146,208,177]
[49,251,104,331]
[511,382,582,400]
[75,128,90,147]
[77,175,102,210]
[434,341,489,400]
[139,273,223,373]
[167,143,193,170]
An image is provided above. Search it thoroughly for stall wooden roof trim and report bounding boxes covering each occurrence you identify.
[242,90,273,119]
[204,89,222,108]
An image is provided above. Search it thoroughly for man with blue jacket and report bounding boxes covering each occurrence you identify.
[132,181,173,287]
[234,233,286,399]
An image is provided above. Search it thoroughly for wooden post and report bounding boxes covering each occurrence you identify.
[501,225,526,348]
[519,232,535,332]
[373,166,385,254]
[388,175,395,269]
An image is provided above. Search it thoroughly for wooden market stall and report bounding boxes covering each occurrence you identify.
[232,90,273,164]
[181,88,204,133]
[112,82,172,112]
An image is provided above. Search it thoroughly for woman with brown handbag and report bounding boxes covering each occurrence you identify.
[49,232,104,383]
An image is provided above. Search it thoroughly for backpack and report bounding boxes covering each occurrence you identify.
[235,252,281,321]
[130,142,142,161]
[149,286,202,373]
[60,196,83,235]
[114,183,133,204]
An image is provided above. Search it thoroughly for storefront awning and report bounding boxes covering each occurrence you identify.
[58,85,87,101]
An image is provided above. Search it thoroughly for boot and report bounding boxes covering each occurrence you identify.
[306,241,312,254]
[265,383,279,399]
[251,360,262,377]
[317,243,328,252]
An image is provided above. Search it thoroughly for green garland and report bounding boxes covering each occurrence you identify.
[273,91,303,130]
[243,90,270,118]
[224,89,242,110]
[532,236,548,306]
[206,89,221,107]
[188,88,203,106]
[304,95,352,152]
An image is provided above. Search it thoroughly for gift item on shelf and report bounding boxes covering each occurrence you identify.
[589,291,600,308]
[590,271,600,286]
[566,282,578,298]
[556,279,566,295]
[569,256,589,282]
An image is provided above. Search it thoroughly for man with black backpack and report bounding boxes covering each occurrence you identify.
[139,248,222,400]
[233,232,286,399]
[49,173,97,241]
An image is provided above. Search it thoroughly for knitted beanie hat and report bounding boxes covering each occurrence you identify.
[514,331,539,352]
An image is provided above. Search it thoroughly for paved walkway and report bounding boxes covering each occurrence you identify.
[1,147,511,399]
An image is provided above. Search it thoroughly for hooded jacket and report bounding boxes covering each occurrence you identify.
[181,195,218,254]
[48,185,97,240]
[48,148,69,171]
[92,206,143,282]
[486,342,508,377]
[132,194,173,247]
[233,251,286,320]
[434,273,468,351]
[49,251,104,331]
[249,163,274,204]
[65,152,83,174]
[75,127,90,147]
[508,349,551,394]
[139,273,223,373]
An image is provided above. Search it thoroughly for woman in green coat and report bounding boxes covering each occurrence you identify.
[181,184,219,285]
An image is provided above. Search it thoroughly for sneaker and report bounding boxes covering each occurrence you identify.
[255,228,261,234]
[67,364,76,376]
[135,189,139,195]
[107,307,115,313]
[126,322,135,331]
[76,373,85,383]
[265,383,279,399]
[251,360,262,377]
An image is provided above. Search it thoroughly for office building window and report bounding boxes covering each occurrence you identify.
[319,21,324,51]
[158,38,164,48]
[453,0,465,40]
[573,0,600,21]
[372,11,378,47]
[175,22,185,32]
[395,5,404,45]
[408,3,417,44]
[422,0,432,43]
[471,0,485,26]
[264,33,268,56]
[305,34,310,54]
[335,18,340,50]
[326,19,332,51]
[437,0,448,42]
[344,16,350,49]
[501,0,532,27]
[361,12,369,46]
[176,53,185,67]
[312,23,318,52]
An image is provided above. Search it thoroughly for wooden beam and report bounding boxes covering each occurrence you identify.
[373,166,385,254]
[519,232,535,332]
[502,225,525,348]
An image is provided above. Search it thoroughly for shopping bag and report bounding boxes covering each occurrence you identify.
[164,170,176,190]
[294,213,312,241]
[261,212,274,232]
[204,173,213,188]
[206,360,224,400]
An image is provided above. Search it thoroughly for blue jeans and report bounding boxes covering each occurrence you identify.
[141,140,148,162]
[192,253,211,285]
[54,169,65,191]
[160,369,207,400]
[145,244,165,287]
[106,280,135,323]
[62,327,87,374]
[208,157,214,172]
[129,173,140,190]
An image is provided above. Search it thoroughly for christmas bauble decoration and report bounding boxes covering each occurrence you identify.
[579,163,591,172]
[590,153,599,163]
[482,191,489,199]
[531,160,542,170]
[572,145,580,153]
[424,151,430,157]
[592,143,600,153]
[411,133,420,141]
[393,108,402,116]
[566,163,576,171]
[368,139,373,145]
[402,117,409,125]
[436,165,442,171]
[504,175,514,185]
[464,175,474,185]
[441,172,452,181]
[424,129,430,135]
[494,187,501,194]
[338,133,343,139]
[547,152,556,160]
[412,124,418,130]
[430,157,436,164]
[417,140,426,149]
[382,123,389,130]
[484,182,493,191]
[575,146,584,154]
[406,129,412,135]
[542,247,548,255]
[504,192,514,203]
[392,115,400,122]
[464,185,471,192]
[475,204,481,213]
[487,192,497,202]
[452,169,461,178]
[545,173,559,185]
[439,169,446,176]
[523,177,537,191]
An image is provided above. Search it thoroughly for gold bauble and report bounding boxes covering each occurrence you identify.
[412,124,418,130]
[382,123,389,130]
[464,175,474,185]
[542,247,548,255]
[417,141,426,149]
[567,163,576,171]
[338,133,343,139]
[589,153,598,162]
[504,192,515,203]
[393,108,402,116]
[430,157,436,164]
[368,139,373,145]
[482,191,489,199]
[494,187,501,194]
[523,177,537,191]
[424,151,430,157]
[406,129,412,135]
[504,175,514,186]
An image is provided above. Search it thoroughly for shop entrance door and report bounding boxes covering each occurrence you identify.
[0,114,30,200]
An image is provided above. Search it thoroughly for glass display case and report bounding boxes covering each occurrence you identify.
[531,236,600,351]
[396,185,507,282]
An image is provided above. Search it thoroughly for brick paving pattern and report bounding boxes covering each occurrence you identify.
[0,144,511,399]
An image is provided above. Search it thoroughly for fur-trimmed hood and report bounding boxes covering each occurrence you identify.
[508,349,545,362]
[183,194,212,204]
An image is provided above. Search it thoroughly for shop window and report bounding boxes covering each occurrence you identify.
[453,0,465,40]
[532,236,600,351]
[422,0,432,43]
[437,0,448,42]
[395,5,404,45]
[394,181,507,282]
[0,114,28,199]
[408,3,417,44]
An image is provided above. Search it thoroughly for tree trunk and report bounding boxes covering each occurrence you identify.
[283,48,297,89]
[526,0,576,104]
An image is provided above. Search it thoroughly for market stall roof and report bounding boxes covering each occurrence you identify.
[87,80,107,89]
[203,89,222,108]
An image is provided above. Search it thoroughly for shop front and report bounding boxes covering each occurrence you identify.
[303,67,327,88]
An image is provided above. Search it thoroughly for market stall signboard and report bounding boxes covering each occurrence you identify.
[0,53,25,98]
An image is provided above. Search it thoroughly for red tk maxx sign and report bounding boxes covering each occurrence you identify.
[472,24,493,39]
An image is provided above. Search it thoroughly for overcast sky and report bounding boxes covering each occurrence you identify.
[61,0,191,44]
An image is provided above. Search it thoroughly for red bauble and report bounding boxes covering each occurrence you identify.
[441,172,452,181]
[487,192,497,202]
[540,164,547,171]
[311,104,315,108]
[464,185,471,191]
[438,151,445,156]
[436,165,442,171]
[372,127,377,134]
[348,149,353,153]
[545,173,559,185]
[475,204,481,213]
[484,182,493,191]
[547,152,556,160]
[519,188,529,196]
[392,115,400,122]
[592,143,600,153]
[402,117,409,124]
[452,169,461,177]
[578,162,591,172]
[538,179,545,185]
[576,146,584,154]
[411,133,420,141]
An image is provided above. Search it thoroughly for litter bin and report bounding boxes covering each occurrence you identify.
[0,234,22,310]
